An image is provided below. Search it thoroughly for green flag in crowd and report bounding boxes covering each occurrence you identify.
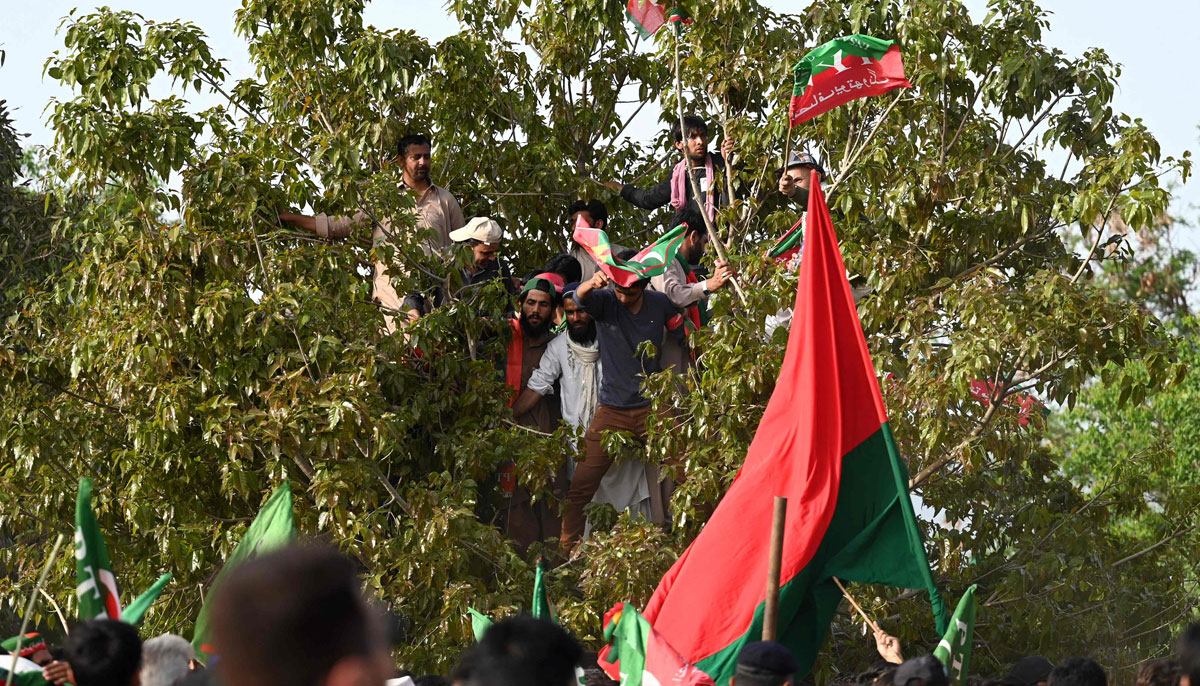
[75,478,122,620]
[192,482,297,663]
[468,608,495,642]
[531,558,553,621]
[121,573,173,625]
[933,585,978,686]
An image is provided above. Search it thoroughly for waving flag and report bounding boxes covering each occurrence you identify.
[625,0,666,38]
[933,585,978,686]
[75,478,122,620]
[767,219,804,269]
[573,215,687,287]
[121,573,173,625]
[790,35,911,125]
[639,172,945,681]
[599,603,714,686]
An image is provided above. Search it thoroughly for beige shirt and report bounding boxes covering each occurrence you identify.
[649,260,707,373]
[314,184,465,329]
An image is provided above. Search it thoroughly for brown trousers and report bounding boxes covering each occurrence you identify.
[561,404,652,550]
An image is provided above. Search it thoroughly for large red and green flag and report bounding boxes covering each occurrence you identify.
[573,215,688,287]
[599,603,714,686]
[192,483,297,663]
[789,34,912,126]
[639,172,946,681]
[75,478,122,620]
[933,585,977,686]
[625,0,665,38]
[120,573,173,625]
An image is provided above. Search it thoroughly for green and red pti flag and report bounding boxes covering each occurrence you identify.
[573,215,687,287]
[192,482,297,663]
[625,0,665,38]
[933,585,978,686]
[767,218,804,269]
[600,603,714,686]
[789,34,911,126]
[638,173,946,680]
[75,478,122,620]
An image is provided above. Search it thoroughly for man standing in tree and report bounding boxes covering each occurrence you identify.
[777,151,824,213]
[649,224,733,372]
[500,273,563,550]
[560,256,686,552]
[278,133,465,329]
[605,115,735,230]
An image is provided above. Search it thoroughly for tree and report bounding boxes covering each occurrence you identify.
[0,0,1192,678]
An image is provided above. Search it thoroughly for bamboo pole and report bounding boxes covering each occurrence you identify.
[6,534,66,686]
[672,32,748,307]
[833,576,882,633]
[762,496,788,641]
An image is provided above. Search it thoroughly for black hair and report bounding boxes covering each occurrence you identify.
[211,545,377,686]
[397,133,432,159]
[1180,623,1200,686]
[64,619,143,686]
[735,670,792,686]
[465,616,583,686]
[1134,658,1180,686]
[1048,659,1107,686]
[413,675,450,686]
[671,115,709,143]
[615,248,639,261]
[568,199,609,226]
[543,254,583,285]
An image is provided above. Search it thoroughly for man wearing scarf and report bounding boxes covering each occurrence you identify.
[605,115,735,230]
[649,224,734,373]
[499,273,564,551]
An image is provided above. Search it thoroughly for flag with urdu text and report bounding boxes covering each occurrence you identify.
[638,172,947,681]
[600,603,714,686]
[192,483,297,663]
[573,215,688,287]
[120,573,173,625]
[789,34,912,126]
[933,585,977,686]
[625,0,665,38]
[76,478,122,620]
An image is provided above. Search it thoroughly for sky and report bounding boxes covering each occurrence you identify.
[2,0,1197,225]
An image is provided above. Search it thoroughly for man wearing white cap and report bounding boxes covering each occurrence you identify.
[449,216,514,295]
[278,134,465,331]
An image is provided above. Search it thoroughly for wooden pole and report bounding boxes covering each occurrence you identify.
[762,496,788,641]
[672,32,748,307]
[832,577,882,633]
[6,533,65,686]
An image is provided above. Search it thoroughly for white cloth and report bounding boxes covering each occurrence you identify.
[525,334,654,535]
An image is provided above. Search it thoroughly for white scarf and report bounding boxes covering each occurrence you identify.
[566,337,600,429]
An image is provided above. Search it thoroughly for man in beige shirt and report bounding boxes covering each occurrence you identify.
[279,134,465,330]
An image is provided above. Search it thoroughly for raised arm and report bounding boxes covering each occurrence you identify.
[618,176,672,210]
[574,268,609,303]
[278,210,367,239]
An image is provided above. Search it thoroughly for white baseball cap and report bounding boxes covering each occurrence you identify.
[449,216,504,244]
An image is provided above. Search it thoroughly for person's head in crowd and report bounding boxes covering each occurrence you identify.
[874,667,898,686]
[450,218,504,273]
[543,254,583,287]
[210,545,391,686]
[456,616,582,686]
[671,115,710,163]
[397,134,433,187]
[3,632,52,666]
[892,655,948,686]
[64,619,143,686]
[562,287,597,345]
[1136,659,1180,686]
[1005,657,1054,686]
[413,676,449,686]
[778,151,824,211]
[141,634,195,686]
[860,660,897,685]
[519,273,561,338]
[1180,623,1200,686]
[679,222,711,265]
[1047,658,1106,686]
[569,200,608,232]
[611,249,650,309]
[729,641,798,686]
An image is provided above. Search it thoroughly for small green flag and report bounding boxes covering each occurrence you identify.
[933,585,977,686]
[0,667,48,686]
[191,483,297,663]
[75,478,122,620]
[468,608,495,642]
[531,558,553,621]
[120,573,172,625]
